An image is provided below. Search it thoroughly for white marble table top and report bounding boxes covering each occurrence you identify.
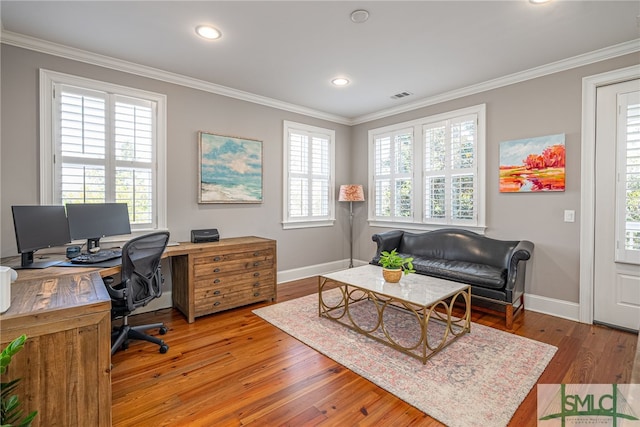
[321,264,469,307]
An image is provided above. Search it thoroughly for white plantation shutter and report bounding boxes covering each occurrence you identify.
[449,115,476,222]
[372,129,413,220]
[369,104,485,230]
[288,132,309,217]
[283,121,335,228]
[56,85,156,227]
[423,114,477,224]
[424,123,446,220]
[58,88,108,204]
[41,70,166,233]
[114,97,154,225]
[311,136,330,216]
[617,90,640,263]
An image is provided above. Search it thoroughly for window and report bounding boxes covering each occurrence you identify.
[283,121,335,228]
[40,70,167,232]
[616,90,640,264]
[368,104,486,231]
[372,128,413,220]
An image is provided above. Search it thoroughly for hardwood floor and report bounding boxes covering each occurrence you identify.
[111,277,638,426]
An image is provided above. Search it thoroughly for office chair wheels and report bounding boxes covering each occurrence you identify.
[159,343,169,354]
[159,326,168,335]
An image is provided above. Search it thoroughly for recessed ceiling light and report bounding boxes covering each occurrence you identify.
[529,0,551,4]
[331,77,350,87]
[196,25,222,40]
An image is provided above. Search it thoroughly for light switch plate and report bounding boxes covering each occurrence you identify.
[564,210,575,222]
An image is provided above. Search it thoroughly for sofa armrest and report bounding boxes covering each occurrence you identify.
[504,240,534,302]
[371,230,405,264]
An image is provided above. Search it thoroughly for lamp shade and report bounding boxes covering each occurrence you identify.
[338,184,365,202]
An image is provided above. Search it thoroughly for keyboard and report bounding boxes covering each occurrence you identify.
[70,249,122,264]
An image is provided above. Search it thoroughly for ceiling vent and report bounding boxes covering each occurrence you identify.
[391,91,412,100]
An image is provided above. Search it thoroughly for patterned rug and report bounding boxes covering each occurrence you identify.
[253,289,557,427]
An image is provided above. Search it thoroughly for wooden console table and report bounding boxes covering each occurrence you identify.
[170,236,277,323]
[0,272,112,427]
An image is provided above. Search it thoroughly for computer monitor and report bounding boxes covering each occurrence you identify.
[11,205,71,269]
[66,203,132,253]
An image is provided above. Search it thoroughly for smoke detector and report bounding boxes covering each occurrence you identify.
[350,10,369,23]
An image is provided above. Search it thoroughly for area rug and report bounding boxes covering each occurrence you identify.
[253,289,557,427]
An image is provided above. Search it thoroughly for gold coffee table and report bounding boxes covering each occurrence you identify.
[319,264,471,364]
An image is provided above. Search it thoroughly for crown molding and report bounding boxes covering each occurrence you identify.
[351,38,640,125]
[0,30,352,126]
[2,30,638,127]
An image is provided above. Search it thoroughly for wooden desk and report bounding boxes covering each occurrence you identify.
[0,272,112,427]
[0,236,277,425]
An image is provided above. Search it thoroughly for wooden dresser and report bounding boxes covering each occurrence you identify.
[0,272,112,427]
[170,236,277,323]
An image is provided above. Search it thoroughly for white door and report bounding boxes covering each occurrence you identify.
[594,79,640,331]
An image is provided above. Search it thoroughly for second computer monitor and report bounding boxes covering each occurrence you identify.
[66,203,132,252]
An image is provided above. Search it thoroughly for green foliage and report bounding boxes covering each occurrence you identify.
[1,335,37,427]
[378,249,415,275]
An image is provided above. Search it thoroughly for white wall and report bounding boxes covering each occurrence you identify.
[350,53,639,305]
[0,44,353,272]
[2,42,638,313]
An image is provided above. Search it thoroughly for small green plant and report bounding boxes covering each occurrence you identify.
[1,334,37,427]
[378,249,415,275]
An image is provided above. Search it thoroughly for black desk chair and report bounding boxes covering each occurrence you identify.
[104,231,170,355]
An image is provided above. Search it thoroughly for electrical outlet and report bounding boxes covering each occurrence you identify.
[564,210,575,223]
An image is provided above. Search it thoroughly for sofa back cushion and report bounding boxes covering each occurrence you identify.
[398,229,517,268]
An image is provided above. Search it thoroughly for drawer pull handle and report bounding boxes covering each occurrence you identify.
[214,268,220,273]
[214,301,221,307]
[253,292,260,297]
[253,262,260,267]
[213,290,221,295]
[213,256,221,261]
[253,272,260,277]
[253,282,260,288]
[214,279,220,284]
[253,252,260,256]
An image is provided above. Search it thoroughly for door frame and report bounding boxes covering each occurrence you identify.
[579,64,640,324]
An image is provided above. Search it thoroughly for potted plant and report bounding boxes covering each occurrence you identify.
[1,334,37,427]
[378,249,415,283]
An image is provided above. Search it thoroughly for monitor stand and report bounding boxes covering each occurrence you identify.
[15,251,64,269]
[87,238,101,254]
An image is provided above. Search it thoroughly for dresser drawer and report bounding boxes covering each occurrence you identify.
[194,256,274,279]
[193,249,274,278]
[194,270,274,299]
[194,286,276,317]
[193,247,273,266]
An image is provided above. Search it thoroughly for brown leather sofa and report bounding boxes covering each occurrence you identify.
[371,228,534,329]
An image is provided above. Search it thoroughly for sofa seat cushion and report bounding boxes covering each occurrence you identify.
[410,256,507,289]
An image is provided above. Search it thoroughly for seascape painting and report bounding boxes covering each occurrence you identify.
[499,134,566,193]
[199,132,263,203]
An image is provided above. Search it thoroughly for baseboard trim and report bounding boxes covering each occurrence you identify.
[278,264,583,323]
[277,259,368,284]
[524,293,580,322]
[154,265,582,324]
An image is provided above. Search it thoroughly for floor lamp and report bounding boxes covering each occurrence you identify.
[339,184,365,268]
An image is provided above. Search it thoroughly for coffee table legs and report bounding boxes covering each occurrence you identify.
[319,277,471,364]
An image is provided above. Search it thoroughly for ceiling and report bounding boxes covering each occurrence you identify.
[2,1,639,123]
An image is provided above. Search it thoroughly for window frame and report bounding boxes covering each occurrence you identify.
[39,69,167,236]
[367,104,486,233]
[282,120,336,229]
